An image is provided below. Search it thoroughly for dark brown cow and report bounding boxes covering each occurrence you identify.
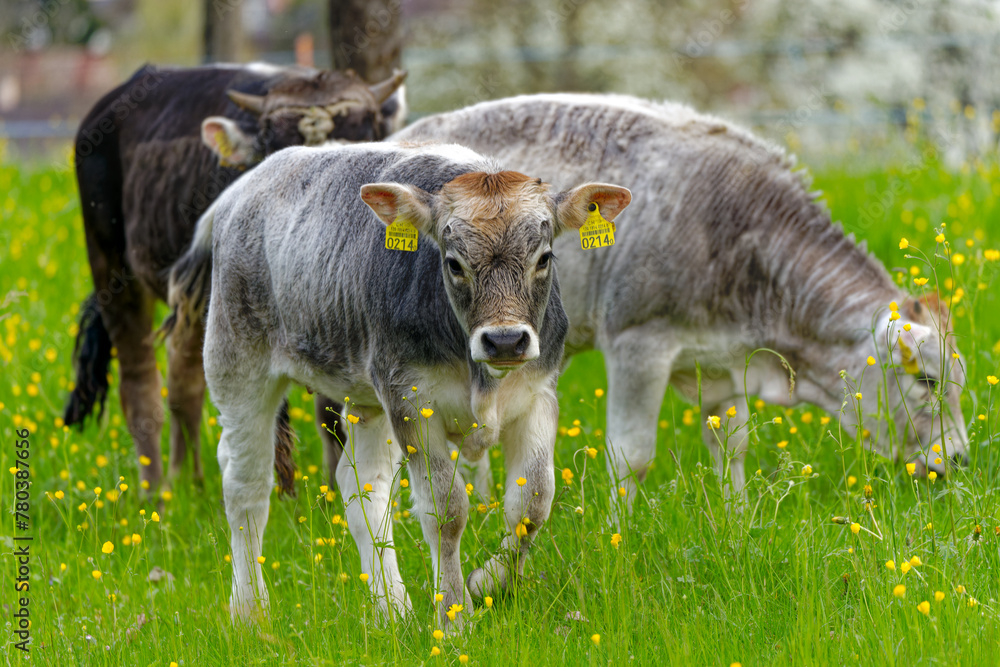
[65,63,406,492]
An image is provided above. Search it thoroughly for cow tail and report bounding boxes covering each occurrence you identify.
[63,293,113,427]
[161,200,216,339]
[274,399,298,497]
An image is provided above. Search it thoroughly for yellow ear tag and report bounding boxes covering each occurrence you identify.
[898,338,920,375]
[579,202,615,250]
[385,217,418,252]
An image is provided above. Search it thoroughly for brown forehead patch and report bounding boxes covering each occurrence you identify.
[440,171,549,229]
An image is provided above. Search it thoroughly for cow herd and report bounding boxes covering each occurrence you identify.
[65,62,970,626]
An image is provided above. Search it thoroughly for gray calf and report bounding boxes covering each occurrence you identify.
[169,141,630,623]
[395,94,969,505]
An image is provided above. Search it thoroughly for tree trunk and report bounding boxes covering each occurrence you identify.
[203,0,243,63]
[328,0,403,83]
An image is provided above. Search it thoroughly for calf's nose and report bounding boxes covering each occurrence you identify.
[481,329,530,359]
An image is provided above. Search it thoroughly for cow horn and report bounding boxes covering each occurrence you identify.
[368,69,407,104]
[226,89,266,115]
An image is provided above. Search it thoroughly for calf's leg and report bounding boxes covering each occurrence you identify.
[602,328,678,512]
[103,284,165,493]
[315,394,346,486]
[166,315,206,483]
[336,408,410,619]
[392,406,472,628]
[210,361,287,621]
[703,398,751,498]
[466,385,557,599]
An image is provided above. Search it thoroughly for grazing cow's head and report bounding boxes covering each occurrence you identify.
[202,69,406,168]
[361,171,631,377]
[858,294,968,475]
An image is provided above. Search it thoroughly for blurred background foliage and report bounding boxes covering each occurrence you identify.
[2,0,1000,164]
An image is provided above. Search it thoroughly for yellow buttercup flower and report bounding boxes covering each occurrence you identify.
[91,570,102,580]
[610,533,621,549]
[910,556,922,567]
[914,277,928,286]
[899,238,909,249]
[359,573,368,582]
[459,655,469,664]
[935,591,945,602]
[867,356,876,366]
[726,406,737,418]
[446,603,463,621]
[906,463,916,475]
[851,523,861,535]
[450,451,459,461]
[257,556,266,565]
[102,541,114,554]
[433,629,444,641]
[901,562,911,574]
[516,477,526,487]
[484,596,493,608]
[893,584,906,598]
[347,414,360,424]
[431,647,441,656]
[777,440,788,449]
[587,447,597,459]
[802,465,813,476]
[567,426,581,437]
[561,468,574,485]
[917,600,930,615]
[987,375,998,386]
[421,408,434,418]
[707,415,721,429]
[400,479,409,488]
[928,471,937,481]
[363,483,373,492]
[935,233,945,243]
[885,560,895,570]
[591,634,600,646]
[595,388,604,397]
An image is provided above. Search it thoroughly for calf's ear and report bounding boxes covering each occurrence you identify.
[201,116,260,168]
[888,320,935,372]
[360,183,435,235]
[554,183,632,232]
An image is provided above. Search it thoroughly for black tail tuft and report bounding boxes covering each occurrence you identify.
[274,399,298,497]
[63,293,113,428]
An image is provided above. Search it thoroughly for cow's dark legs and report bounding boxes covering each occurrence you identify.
[315,395,346,486]
[103,284,165,492]
[167,315,206,483]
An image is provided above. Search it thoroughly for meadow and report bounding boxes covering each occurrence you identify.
[2,141,1000,666]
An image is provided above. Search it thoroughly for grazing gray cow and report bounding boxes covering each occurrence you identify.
[394,94,969,505]
[168,141,630,622]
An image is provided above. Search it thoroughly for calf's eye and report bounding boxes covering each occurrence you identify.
[537,252,552,271]
[446,258,463,277]
[916,375,937,390]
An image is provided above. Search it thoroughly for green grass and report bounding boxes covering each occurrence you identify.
[2,145,1000,666]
